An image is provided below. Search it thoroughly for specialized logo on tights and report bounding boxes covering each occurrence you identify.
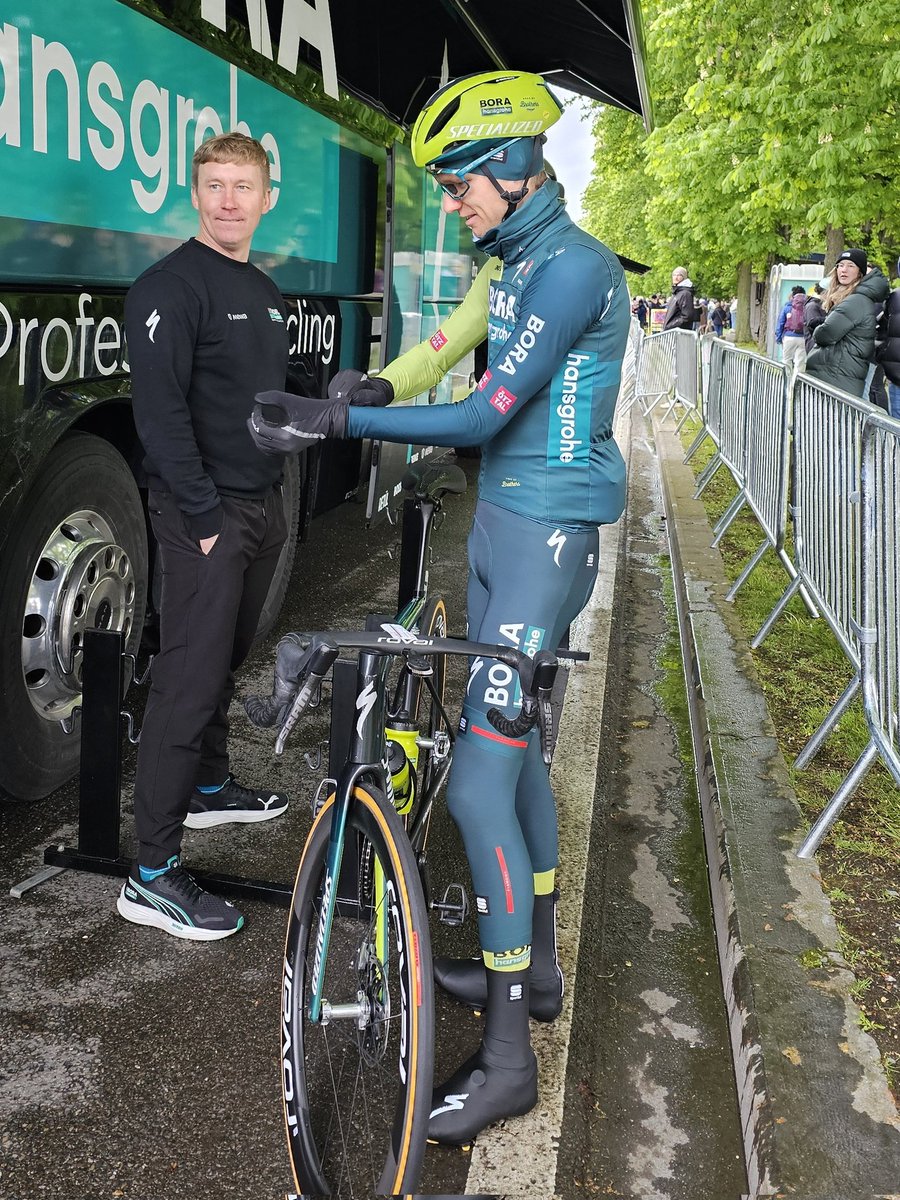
[547,529,567,568]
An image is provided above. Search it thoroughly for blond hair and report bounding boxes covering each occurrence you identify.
[192,132,270,190]
[822,273,861,312]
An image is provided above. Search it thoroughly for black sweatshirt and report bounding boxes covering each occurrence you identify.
[125,238,288,539]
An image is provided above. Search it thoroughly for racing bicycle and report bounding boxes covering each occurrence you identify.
[245,464,559,1198]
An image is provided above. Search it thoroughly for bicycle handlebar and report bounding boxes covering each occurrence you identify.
[243,630,559,763]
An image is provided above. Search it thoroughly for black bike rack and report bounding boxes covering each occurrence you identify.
[12,626,359,908]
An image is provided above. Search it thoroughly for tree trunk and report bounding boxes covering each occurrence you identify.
[735,261,752,344]
[824,226,844,274]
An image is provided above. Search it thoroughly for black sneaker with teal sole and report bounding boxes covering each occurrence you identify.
[116,857,243,941]
[184,774,289,828]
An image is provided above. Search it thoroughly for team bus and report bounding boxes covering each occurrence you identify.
[0,0,481,801]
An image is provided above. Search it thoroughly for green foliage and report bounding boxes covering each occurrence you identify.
[583,0,900,296]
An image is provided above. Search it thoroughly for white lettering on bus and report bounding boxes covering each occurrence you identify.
[0,294,337,388]
[200,0,338,100]
[0,21,284,216]
[285,298,335,365]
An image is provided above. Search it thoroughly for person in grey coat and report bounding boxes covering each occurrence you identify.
[805,249,890,398]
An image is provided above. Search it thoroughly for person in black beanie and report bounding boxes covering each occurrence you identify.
[805,248,889,397]
[118,132,291,941]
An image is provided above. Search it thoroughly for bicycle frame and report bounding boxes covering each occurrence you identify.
[308,478,454,1025]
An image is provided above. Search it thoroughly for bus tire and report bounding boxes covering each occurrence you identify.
[254,451,302,642]
[0,434,148,802]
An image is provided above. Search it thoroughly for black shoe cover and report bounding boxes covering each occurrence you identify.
[427,1046,538,1145]
[434,956,564,1022]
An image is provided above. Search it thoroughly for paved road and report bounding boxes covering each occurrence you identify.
[1,417,749,1200]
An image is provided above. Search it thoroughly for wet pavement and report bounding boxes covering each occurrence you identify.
[2,406,898,1199]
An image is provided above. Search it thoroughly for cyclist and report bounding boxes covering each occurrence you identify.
[249,70,630,1144]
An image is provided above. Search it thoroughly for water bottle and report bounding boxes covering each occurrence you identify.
[387,739,416,816]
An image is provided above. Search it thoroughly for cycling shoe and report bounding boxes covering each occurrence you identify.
[427,1046,538,1145]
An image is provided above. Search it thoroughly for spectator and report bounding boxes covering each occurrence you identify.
[117,133,291,942]
[662,267,697,331]
[804,281,827,353]
[775,285,808,379]
[635,295,648,331]
[697,296,709,334]
[710,299,728,337]
[875,256,900,420]
[805,249,889,398]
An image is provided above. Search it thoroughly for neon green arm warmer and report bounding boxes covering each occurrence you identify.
[379,258,500,401]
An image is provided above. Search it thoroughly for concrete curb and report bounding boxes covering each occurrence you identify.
[654,416,900,1196]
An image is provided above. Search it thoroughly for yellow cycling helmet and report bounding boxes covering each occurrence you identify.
[410,70,563,170]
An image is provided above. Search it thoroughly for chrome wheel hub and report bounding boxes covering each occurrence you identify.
[22,510,136,721]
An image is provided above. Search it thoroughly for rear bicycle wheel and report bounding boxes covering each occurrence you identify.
[406,596,453,859]
[282,785,434,1198]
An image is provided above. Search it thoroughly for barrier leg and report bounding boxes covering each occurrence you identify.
[712,490,747,546]
[751,575,801,648]
[725,538,770,602]
[794,675,860,771]
[694,451,723,497]
[797,740,878,859]
[684,425,710,463]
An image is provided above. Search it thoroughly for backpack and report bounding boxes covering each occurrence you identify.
[785,294,806,335]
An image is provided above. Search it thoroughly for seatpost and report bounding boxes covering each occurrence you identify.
[397,496,434,611]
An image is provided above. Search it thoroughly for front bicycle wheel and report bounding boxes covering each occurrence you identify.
[282,785,434,1198]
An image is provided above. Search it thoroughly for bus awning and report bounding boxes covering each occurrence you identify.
[328,0,652,130]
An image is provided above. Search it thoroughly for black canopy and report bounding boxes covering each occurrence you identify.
[328,0,651,128]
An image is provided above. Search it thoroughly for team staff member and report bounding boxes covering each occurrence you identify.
[250,72,630,1142]
[118,132,290,942]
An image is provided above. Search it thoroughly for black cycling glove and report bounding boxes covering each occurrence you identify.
[248,391,348,456]
[328,368,394,407]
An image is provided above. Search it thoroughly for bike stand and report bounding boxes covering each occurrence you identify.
[11,627,357,909]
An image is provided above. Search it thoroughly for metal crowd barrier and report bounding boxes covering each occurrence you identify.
[754,378,870,794]
[798,408,900,857]
[663,329,701,429]
[634,329,677,415]
[616,317,643,415]
[638,327,899,857]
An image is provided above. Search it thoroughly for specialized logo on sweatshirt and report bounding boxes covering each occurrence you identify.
[145,309,160,342]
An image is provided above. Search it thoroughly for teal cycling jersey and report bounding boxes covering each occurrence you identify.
[346,180,630,531]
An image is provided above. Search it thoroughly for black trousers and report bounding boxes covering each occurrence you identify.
[134,488,288,868]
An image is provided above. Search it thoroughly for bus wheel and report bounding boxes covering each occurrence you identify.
[0,434,148,802]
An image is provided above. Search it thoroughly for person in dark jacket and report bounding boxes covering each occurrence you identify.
[118,133,291,942]
[805,249,890,397]
[662,267,697,330]
[804,282,827,353]
[875,256,900,419]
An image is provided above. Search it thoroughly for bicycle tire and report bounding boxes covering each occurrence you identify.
[282,785,434,1198]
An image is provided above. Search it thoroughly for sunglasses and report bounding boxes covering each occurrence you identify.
[430,137,519,200]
